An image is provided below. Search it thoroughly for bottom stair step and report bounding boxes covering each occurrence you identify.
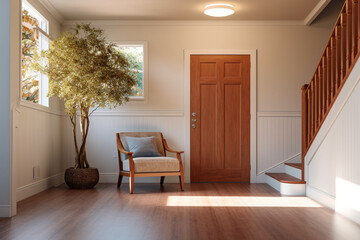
[266,173,306,195]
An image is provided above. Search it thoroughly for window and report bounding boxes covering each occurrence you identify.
[21,0,49,106]
[115,43,146,99]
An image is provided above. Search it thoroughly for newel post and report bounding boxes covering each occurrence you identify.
[301,84,309,182]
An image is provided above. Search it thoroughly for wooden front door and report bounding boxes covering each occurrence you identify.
[190,55,250,182]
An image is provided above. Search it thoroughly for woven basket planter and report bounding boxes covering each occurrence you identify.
[65,167,99,189]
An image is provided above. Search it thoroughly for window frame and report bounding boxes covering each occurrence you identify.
[113,41,148,101]
[20,0,50,108]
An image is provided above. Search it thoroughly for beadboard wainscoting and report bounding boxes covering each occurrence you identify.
[14,105,68,203]
[86,110,185,184]
[86,110,303,184]
[256,111,301,182]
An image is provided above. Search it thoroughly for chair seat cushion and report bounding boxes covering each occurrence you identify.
[123,157,180,173]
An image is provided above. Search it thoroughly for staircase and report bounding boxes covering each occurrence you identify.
[266,0,359,195]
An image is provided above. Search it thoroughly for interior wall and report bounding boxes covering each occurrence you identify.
[0,0,11,218]
[305,55,360,225]
[64,22,332,112]
[61,1,340,183]
[12,0,67,202]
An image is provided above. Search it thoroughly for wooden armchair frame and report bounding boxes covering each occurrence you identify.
[116,132,184,194]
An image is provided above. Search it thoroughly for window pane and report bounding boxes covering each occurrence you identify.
[115,45,144,97]
[21,9,40,103]
[21,2,49,106]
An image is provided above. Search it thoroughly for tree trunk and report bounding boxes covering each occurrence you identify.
[78,108,90,168]
[70,115,80,168]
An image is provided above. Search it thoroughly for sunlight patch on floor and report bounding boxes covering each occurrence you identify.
[166,196,323,207]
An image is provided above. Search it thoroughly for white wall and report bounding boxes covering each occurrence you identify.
[0,0,11,218]
[11,0,67,203]
[305,52,360,225]
[61,1,340,183]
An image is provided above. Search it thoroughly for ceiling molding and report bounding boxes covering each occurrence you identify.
[304,0,332,25]
[38,0,64,23]
[62,20,305,27]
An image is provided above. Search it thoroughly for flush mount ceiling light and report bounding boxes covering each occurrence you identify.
[204,3,235,17]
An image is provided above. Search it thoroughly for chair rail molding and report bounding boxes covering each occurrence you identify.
[183,49,257,183]
[257,111,301,117]
[90,110,184,117]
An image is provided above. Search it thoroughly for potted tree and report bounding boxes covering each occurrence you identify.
[35,24,136,189]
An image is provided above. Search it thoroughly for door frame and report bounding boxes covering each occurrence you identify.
[184,49,257,183]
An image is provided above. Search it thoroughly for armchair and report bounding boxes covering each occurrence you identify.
[116,132,184,193]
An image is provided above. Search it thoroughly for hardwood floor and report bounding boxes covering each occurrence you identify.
[1,183,360,240]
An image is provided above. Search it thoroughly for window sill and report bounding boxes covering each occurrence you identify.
[19,100,64,116]
[129,96,145,101]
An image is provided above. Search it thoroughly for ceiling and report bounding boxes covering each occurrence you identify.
[46,0,325,21]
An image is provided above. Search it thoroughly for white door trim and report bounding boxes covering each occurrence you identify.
[183,49,257,183]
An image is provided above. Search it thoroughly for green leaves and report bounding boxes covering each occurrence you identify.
[35,23,136,117]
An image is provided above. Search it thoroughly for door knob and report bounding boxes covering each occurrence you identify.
[192,119,197,122]
[192,124,196,129]
[192,112,197,117]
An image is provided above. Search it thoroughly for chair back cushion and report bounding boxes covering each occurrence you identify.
[125,136,162,158]
[119,132,165,160]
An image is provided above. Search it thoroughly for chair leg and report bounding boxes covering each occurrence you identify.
[129,176,134,194]
[160,176,165,185]
[117,175,123,188]
[179,174,184,191]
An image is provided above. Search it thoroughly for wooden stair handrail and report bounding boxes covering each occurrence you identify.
[302,0,360,181]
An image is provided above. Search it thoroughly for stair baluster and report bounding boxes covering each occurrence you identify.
[302,0,360,182]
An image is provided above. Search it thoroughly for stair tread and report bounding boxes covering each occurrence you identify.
[284,163,302,169]
[266,173,305,184]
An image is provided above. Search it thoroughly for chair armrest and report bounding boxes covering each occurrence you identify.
[163,139,184,154]
[116,133,133,156]
[117,145,133,155]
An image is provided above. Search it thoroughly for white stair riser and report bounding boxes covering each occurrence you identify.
[266,175,306,195]
[285,165,302,179]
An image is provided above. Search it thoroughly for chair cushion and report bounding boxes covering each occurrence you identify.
[119,133,165,161]
[125,136,162,158]
[123,157,180,173]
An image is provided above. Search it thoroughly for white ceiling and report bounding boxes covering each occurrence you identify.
[45,0,325,21]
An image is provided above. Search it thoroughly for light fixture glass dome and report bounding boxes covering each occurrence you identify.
[204,3,235,17]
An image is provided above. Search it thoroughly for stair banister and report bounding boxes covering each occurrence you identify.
[302,0,360,181]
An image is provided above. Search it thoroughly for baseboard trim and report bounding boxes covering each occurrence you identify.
[99,173,185,183]
[0,205,11,218]
[16,173,64,202]
[306,185,335,209]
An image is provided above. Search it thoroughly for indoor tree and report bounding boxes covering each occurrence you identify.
[35,24,136,169]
